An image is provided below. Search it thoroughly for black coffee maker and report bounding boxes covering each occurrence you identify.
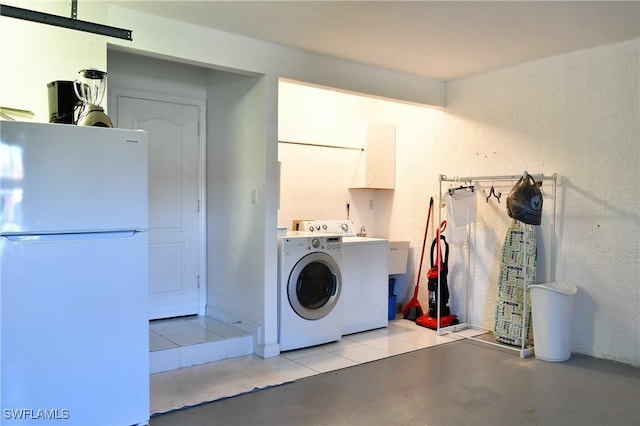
[47,80,82,124]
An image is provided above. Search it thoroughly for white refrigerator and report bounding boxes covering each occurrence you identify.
[0,121,149,425]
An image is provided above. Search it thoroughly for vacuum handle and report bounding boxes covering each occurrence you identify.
[430,234,449,270]
[441,236,449,269]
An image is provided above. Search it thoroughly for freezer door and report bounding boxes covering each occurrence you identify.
[0,121,147,234]
[0,231,149,425]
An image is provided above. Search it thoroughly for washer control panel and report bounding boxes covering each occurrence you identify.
[322,236,342,251]
[281,235,342,255]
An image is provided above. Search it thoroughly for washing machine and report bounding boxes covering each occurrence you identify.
[295,220,390,334]
[278,232,344,351]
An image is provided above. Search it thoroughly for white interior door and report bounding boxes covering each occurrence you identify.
[116,95,202,319]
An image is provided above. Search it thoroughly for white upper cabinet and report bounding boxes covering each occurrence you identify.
[351,123,396,189]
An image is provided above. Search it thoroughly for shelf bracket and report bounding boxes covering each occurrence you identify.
[0,3,132,41]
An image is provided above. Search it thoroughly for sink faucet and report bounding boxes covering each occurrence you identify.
[358,226,367,237]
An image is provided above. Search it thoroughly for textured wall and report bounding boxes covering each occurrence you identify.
[280,38,639,365]
[440,38,639,365]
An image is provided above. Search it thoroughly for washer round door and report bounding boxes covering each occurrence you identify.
[288,252,342,320]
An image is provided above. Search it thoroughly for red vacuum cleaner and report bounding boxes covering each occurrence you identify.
[416,220,459,330]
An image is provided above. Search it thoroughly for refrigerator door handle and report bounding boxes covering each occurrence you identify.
[2,230,146,242]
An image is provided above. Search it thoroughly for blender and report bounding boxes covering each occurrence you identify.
[74,68,113,127]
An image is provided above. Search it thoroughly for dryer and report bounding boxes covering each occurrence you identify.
[278,233,343,351]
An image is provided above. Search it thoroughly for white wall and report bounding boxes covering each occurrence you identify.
[205,70,278,357]
[442,38,639,365]
[107,51,208,103]
[278,82,387,235]
[279,38,640,365]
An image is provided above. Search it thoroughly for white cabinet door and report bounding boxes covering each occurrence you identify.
[351,123,396,189]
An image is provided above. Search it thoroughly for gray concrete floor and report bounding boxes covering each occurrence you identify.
[150,340,640,426]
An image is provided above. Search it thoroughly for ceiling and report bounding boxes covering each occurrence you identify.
[108,1,640,81]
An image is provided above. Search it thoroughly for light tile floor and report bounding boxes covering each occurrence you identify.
[150,316,251,351]
[273,318,484,379]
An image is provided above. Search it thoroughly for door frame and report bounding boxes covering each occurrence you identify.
[110,88,208,316]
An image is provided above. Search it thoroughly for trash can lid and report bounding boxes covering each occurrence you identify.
[531,281,577,296]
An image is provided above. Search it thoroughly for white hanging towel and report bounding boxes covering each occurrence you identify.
[446,188,476,244]
[446,202,467,244]
[448,187,477,227]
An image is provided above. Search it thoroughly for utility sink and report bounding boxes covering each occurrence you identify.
[389,241,410,274]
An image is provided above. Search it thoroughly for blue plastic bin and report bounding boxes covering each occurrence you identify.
[388,295,397,320]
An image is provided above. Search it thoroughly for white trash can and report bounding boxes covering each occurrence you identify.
[530,281,577,362]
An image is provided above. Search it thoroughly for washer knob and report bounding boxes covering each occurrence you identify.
[311,238,320,248]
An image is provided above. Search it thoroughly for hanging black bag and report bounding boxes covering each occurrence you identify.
[506,172,543,225]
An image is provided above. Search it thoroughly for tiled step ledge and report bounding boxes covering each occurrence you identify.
[150,316,253,374]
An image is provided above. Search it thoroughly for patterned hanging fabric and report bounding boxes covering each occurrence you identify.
[494,220,536,346]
